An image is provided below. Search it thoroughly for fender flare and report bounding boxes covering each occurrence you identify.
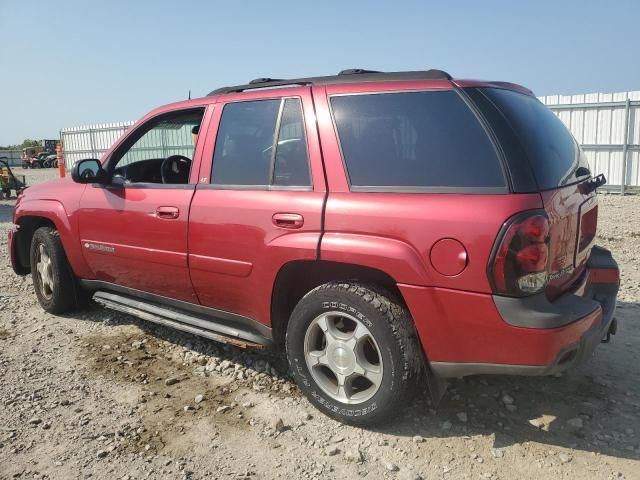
[14,199,93,278]
[319,232,431,285]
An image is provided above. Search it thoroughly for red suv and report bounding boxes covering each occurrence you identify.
[8,69,619,425]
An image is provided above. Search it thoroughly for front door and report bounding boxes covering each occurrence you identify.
[77,107,208,302]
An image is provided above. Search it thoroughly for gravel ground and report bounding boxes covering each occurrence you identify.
[1,168,639,480]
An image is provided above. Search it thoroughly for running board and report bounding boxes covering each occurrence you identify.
[93,291,268,349]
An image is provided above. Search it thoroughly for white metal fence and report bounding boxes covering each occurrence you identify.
[539,90,640,193]
[59,89,640,193]
[60,122,133,169]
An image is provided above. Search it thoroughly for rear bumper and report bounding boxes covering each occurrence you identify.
[400,246,619,378]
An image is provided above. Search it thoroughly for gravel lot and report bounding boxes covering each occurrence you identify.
[1,168,639,480]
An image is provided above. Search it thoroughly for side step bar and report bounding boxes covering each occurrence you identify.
[93,291,268,349]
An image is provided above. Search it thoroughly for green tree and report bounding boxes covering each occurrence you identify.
[20,139,40,148]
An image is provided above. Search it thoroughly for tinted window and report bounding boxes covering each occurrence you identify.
[330,91,504,190]
[212,99,280,185]
[212,98,311,187]
[480,88,588,190]
[273,98,310,186]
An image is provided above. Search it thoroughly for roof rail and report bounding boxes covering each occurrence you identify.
[209,79,312,95]
[207,69,453,96]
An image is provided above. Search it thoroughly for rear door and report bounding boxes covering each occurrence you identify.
[188,87,326,325]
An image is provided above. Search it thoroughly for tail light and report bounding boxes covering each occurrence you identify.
[489,211,550,296]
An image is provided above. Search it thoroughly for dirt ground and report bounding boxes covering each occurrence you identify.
[1,168,639,480]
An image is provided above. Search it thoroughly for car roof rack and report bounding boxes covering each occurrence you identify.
[249,77,284,84]
[338,68,383,75]
[208,69,452,96]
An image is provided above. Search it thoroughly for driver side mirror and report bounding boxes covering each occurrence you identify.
[71,158,109,185]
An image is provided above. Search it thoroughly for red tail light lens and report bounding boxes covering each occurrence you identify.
[489,211,550,296]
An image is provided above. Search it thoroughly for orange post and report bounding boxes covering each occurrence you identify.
[56,143,65,178]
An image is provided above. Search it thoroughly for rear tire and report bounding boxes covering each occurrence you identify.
[286,281,423,426]
[30,226,83,314]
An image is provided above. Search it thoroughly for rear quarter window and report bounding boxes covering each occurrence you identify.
[329,90,506,191]
[479,88,589,190]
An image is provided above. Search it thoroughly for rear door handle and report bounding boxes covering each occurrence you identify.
[272,213,304,229]
[156,206,180,219]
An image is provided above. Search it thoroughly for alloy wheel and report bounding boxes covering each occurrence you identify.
[36,243,54,299]
[304,311,383,404]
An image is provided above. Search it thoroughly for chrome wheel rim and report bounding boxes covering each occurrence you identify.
[36,243,54,299]
[304,311,383,404]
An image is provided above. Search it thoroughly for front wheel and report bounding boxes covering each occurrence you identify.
[286,282,422,426]
[30,226,84,314]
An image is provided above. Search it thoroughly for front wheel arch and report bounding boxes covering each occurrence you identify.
[14,216,57,274]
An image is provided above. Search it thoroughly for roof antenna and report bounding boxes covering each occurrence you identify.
[188,89,191,100]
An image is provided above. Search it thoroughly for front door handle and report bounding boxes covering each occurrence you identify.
[156,206,180,219]
[272,213,304,229]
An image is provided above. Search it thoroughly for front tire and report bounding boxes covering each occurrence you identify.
[30,226,82,314]
[286,282,422,426]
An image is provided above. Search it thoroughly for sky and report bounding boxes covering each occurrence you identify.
[1,0,639,145]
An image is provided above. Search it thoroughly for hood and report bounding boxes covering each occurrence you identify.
[21,176,77,201]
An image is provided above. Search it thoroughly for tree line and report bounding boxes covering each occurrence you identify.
[0,139,42,150]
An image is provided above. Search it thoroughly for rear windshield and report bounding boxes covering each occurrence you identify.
[480,88,589,190]
[330,90,506,191]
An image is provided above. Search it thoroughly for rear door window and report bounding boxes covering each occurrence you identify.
[212,99,280,186]
[212,98,311,187]
[479,88,589,190]
[329,90,506,191]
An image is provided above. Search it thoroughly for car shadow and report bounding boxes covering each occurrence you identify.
[64,298,640,461]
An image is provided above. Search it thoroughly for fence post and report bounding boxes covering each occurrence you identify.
[89,127,97,159]
[621,98,631,195]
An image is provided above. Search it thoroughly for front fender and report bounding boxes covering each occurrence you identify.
[319,232,431,285]
[14,199,93,278]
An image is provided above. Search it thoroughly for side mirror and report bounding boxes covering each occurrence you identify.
[71,159,108,184]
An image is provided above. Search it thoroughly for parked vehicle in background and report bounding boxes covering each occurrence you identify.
[7,69,620,425]
[0,157,27,198]
[21,141,59,168]
[44,153,58,168]
[21,146,44,168]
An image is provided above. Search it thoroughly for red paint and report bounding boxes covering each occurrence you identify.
[590,268,620,284]
[399,283,601,365]
[429,238,468,277]
[8,75,619,374]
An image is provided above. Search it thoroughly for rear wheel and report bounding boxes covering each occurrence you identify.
[286,281,422,426]
[30,226,84,314]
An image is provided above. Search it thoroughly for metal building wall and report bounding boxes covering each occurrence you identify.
[0,150,23,166]
[539,91,640,193]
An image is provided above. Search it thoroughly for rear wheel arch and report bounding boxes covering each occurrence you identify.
[270,260,406,348]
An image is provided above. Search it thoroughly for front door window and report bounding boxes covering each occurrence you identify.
[110,108,205,185]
